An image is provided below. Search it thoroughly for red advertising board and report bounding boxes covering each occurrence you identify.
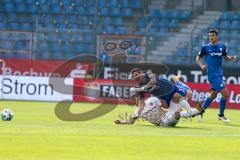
[0,58,92,77]
[187,83,240,110]
[73,79,240,109]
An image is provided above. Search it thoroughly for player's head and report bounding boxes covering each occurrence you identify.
[131,68,144,83]
[208,29,219,44]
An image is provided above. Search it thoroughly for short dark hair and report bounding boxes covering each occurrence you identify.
[209,29,219,36]
[130,68,142,74]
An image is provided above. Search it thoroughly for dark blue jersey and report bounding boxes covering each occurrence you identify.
[199,43,227,77]
[139,72,174,98]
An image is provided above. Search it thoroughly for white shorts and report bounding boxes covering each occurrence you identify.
[134,97,180,127]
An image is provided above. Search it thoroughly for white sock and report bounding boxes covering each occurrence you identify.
[181,109,200,118]
[179,99,191,111]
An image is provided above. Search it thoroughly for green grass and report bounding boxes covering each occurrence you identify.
[1,101,240,160]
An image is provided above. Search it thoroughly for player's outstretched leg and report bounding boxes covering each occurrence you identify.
[218,88,230,123]
[201,90,217,112]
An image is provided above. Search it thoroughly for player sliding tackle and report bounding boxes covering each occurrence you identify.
[114,68,202,126]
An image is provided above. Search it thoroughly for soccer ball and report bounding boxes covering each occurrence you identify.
[1,109,13,121]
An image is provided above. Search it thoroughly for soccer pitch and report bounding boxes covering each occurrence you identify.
[1,101,240,160]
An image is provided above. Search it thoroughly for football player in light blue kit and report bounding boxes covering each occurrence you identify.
[196,29,236,123]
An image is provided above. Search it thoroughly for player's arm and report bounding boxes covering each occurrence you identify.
[114,117,138,124]
[223,46,236,61]
[142,72,157,90]
[114,94,144,125]
[196,54,207,70]
[224,55,237,61]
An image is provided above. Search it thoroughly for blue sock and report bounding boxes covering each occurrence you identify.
[202,97,213,110]
[219,98,227,117]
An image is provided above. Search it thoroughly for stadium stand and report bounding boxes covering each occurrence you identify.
[0,0,239,66]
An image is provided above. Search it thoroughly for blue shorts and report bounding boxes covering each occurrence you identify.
[208,75,225,92]
[158,85,187,106]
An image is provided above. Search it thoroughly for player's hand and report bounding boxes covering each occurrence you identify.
[200,64,207,70]
[114,120,121,124]
[229,56,237,61]
[130,87,143,93]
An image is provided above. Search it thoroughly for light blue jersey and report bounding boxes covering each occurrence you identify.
[175,81,191,91]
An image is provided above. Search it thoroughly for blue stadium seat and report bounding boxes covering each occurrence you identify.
[120,0,130,7]
[16,4,26,14]
[232,13,240,21]
[4,3,15,13]
[229,40,238,48]
[2,41,13,50]
[160,10,170,18]
[48,0,59,6]
[51,5,62,14]
[180,11,191,20]
[85,34,94,43]
[109,0,118,7]
[122,8,133,17]
[219,21,230,30]
[14,0,25,4]
[73,44,84,52]
[59,32,71,41]
[96,26,104,34]
[135,27,145,35]
[230,30,240,36]
[76,7,85,16]
[159,27,168,33]
[86,6,96,16]
[113,17,123,26]
[131,0,142,9]
[29,5,39,14]
[138,17,149,28]
[39,52,51,59]
[111,7,121,17]
[72,0,84,6]
[99,7,109,16]
[41,4,50,14]
[105,26,115,34]
[228,48,238,55]
[47,33,58,42]
[64,6,74,14]
[220,12,232,21]
[170,10,180,19]
[0,22,7,29]
[159,18,170,28]
[22,23,32,31]
[53,52,65,60]
[148,27,158,35]
[209,21,219,28]
[98,0,107,8]
[150,9,161,18]
[170,19,179,29]
[9,22,20,30]
[66,15,78,23]
[39,0,48,4]
[103,17,112,25]
[116,26,127,35]
[38,41,48,50]
[231,21,240,30]
[86,0,95,7]
[44,23,55,29]
[151,18,160,27]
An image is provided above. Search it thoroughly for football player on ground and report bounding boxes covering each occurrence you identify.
[114,96,181,127]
